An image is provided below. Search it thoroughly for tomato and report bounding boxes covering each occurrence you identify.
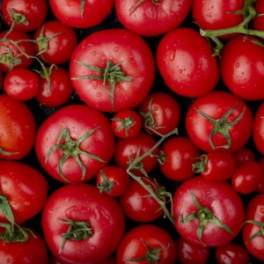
[35,104,115,183]
[3,68,39,101]
[253,0,264,31]
[175,237,209,264]
[242,193,264,261]
[111,109,142,138]
[173,176,245,247]
[256,157,264,193]
[96,165,129,197]
[159,136,201,182]
[139,92,181,136]
[233,147,255,168]
[34,20,78,65]
[186,91,253,153]
[42,184,125,264]
[156,27,219,97]
[49,0,114,28]
[220,35,264,101]
[1,0,48,32]
[253,102,264,155]
[70,28,155,112]
[0,95,36,160]
[115,0,192,36]
[116,224,177,264]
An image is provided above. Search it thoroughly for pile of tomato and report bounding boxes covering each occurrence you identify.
[0,0,264,263]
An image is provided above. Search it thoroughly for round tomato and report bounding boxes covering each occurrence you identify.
[42,184,125,264]
[253,102,264,155]
[70,28,155,112]
[186,91,253,153]
[173,176,245,247]
[253,0,264,31]
[35,104,115,183]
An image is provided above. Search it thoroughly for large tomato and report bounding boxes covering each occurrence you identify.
[35,104,115,183]
[70,28,155,112]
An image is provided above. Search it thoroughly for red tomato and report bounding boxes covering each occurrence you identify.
[242,193,264,261]
[253,102,264,155]
[0,95,36,160]
[1,0,48,32]
[186,91,253,153]
[34,20,78,65]
[116,224,177,264]
[70,28,155,112]
[220,35,264,101]
[256,157,264,192]
[3,68,39,100]
[35,104,115,183]
[49,0,114,28]
[42,184,125,264]
[139,92,181,136]
[0,161,48,224]
[233,147,255,168]
[253,0,264,31]
[173,176,245,247]
[156,27,219,97]
[115,0,192,36]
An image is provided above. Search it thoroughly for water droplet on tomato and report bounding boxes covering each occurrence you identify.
[169,51,176,61]
[113,46,120,52]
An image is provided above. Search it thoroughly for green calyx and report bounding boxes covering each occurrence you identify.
[0,46,21,71]
[129,0,160,15]
[9,9,29,27]
[45,127,105,182]
[180,192,233,247]
[244,220,264,243]
[111,116,135,138]
[192,154,208,174]
[97,170,115,193]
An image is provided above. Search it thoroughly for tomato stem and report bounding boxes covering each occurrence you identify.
[244,220,264,243]
[192,154,208,174]
[97,170,115,193]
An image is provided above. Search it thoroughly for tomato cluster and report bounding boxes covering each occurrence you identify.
[0,0,264,263]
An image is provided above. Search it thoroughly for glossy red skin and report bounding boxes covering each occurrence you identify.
[192,0,244,31]
[139,92,180,136]
[243,193,264,261]
[156,27,219,97]
[253,0,264,31]
[117,224,177,264]
[1,0,48,32]
[115,0,192,36]
[35,66,73,107]
[220,35,264,101]
[253,102,264,155]
[186,91,253,153]
[96,166,129,197]
[119,177,164,222]
[0,30,35,72]
[35,104,115,183]
[233,147,255,168]
[111,109,142,138]
[3,68,39,100]
[70,29,155,112]
[42,184,125,264]
[159,136,201,182]
[0,232,48,264]
[175,237,209,264]
[114,131,159,174]
[0,95,36,160]
[34,20,78,65]
[215,243,250,264]
[0,161,48,224]
[173,176,245,247]
[256,157,264,192]
[231,161,263,194]
[50,255,116,264]
[49,0,114,28]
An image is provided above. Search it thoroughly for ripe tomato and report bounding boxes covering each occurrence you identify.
[116,224,177,264]
[233,147,255,168]
[70,28,155,112]
[42,184,125,264]
[220,35,264,101]
[156,27,219,97]
[0,95,36,160]
[173,176,245,247]
[242,193,264,261]
[186,91,253,153]
[253,0,264,31]
[253,102,264,155]
[115,0,192,36]
[35,104,115,183]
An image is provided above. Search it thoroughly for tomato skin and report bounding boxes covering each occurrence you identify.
[173,176,245,247]
[242,193,264,261]
[156,27,219,97]
[253,102,264,155]
[220,35,264,101]
[115,0,192,36]
[116,224,177,264]
[70,29,155,112]
[35,104,115,183]
[186,91,253,153]
[253,0,264,31]
[233,147,255,168]
[42,184,125,264]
